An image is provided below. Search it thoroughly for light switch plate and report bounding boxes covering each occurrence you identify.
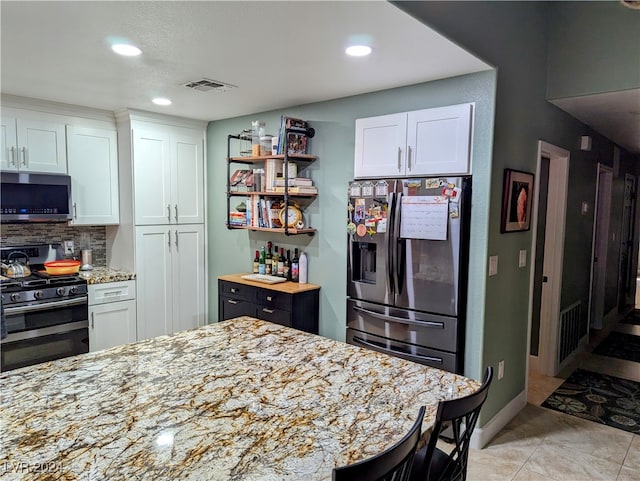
[64,240,74,255]
[489,256,498,276]
[519,250,527,268]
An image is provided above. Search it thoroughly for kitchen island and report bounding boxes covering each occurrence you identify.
[0,317,480,480]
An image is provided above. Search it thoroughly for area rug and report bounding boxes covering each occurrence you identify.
[592,331,640,363]
[621,310,640,326]
[542,369,640,434]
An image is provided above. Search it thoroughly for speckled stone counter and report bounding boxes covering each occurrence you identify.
[79,266,136,284]
[0,317,480,481]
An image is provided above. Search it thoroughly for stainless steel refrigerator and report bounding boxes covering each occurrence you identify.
[346,176,471,373]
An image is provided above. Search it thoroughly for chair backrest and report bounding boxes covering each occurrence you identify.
[333,406,426,481]
[420,366,493,481]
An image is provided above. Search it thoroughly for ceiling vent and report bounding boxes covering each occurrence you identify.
[182,78,236,92]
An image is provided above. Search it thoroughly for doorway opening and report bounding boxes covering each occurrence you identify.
[528,141,569,377]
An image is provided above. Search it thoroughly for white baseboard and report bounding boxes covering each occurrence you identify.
[470,390,527,449]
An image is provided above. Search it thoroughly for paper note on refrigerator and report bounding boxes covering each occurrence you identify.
[400,196,448,240]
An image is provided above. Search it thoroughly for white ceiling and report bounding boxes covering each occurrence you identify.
[1,1,637,155]
[0,1,489,121]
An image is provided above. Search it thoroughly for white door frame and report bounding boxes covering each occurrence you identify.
[588,164,613,330]
[527,141,570,377]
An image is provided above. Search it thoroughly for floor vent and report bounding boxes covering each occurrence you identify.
[182,78,236,92]
[557,300,583,365]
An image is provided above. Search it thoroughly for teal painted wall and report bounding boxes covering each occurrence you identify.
[207,70,496,370]
[395,0,640,424]
[546,1,640,99]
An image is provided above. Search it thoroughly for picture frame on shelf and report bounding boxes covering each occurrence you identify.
[501,168,534,233]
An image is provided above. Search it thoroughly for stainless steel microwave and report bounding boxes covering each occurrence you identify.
[0,172,72,223]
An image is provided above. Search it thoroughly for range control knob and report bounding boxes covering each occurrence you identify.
[10,293,20,302]
[56,287,66,296]
[34,290,44,300]
[69,286,78,295]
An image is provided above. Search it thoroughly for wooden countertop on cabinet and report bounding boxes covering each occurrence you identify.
[218,273,320,294]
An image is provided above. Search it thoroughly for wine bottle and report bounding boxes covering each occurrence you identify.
[277,247,284,277]
[291,248,299,282]
[253,250,260,274]
[272,245,279,275]
[283,249,291,280]
[258,246,266,275]
[265,241,273,275]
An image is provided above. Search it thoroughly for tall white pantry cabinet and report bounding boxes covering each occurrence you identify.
[111,111,207,341]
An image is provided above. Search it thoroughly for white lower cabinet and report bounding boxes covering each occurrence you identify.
[135,224,205,340]
[88,281,137,352]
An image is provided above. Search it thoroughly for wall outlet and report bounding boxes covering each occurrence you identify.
[498,360,505,380]
[64,240,74,255]
[488,256,498,276]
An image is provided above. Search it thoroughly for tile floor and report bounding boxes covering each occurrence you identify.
[465,317,640,480]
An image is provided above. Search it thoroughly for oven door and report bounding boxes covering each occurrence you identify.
[1,296,89,372]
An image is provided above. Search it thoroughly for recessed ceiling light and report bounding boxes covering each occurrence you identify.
[112,43,142,57]
[345,45,372,57]
[152,97,172,106]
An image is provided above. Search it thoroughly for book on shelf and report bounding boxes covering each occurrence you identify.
[274,186,318,194]
[264,158,284,192]
[278,116,310,155]
[274,177,314,187]
[230,169,252,186]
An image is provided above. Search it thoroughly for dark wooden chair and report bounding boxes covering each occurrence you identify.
[409,367,493,481]
[333,406,426,481]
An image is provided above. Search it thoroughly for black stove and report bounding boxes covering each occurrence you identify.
[1,244,89,372]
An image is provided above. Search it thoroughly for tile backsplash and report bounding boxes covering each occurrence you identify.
[0,224,107,266]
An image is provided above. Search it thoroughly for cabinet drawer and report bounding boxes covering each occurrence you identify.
[220,296,255,321]
[89,280,136,305]
[219,281,253,302]
[255,289,292,311]
[256,305,291,328]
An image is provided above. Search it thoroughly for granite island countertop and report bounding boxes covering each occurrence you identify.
[0,317,480,481]
[79,266,136,284]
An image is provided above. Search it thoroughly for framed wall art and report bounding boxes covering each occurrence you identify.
[501,168,534,233]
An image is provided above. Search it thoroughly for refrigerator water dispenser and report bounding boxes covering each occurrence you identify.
[352,242,376,284]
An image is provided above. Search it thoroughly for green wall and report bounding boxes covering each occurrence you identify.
[207,69,496,369]
[546,1,640,99]
[395,0,640,424]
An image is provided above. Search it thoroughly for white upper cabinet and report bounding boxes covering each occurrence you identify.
[354,103,473,178]
[133,123,204,225]
[67,125,120,225]
[1,111,67,173]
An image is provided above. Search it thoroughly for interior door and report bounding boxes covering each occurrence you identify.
[589,165,612,329]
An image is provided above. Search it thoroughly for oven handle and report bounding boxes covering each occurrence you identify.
[1,320,89,344]
[351,335,444,364]
[352,305,444,329]
[3,296,88,315]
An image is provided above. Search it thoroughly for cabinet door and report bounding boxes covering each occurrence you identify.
[89,299,137,352]
[0,117,18,170]
[220,296,256,321]
[354,113,407,178]
[133,128,172,225]
[67,126,120,225]
[135,226,173,340]
[172,129,204,224]
[172,224,205,333]
[16,118,67,173]
[406,103,472,176]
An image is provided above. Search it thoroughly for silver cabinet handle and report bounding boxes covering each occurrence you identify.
[231,288,238,293]
[174,205,178,223]
[227,299,239,305]
[167,204,171,223]
[73,202,78,220]
[91,312,95,329]
[20,147,27,167]
[266,295,273,301]
[397,147,401,172]
[407,145,412,171]
[9,146,16,167]
[262,308,275,314]
[167,230,171,248]
[175,230,178,248]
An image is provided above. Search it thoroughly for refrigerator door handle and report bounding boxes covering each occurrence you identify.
[387,192,396,294]
[351,336,444,365]
[352,305,445,329]
[393,192,404,295]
